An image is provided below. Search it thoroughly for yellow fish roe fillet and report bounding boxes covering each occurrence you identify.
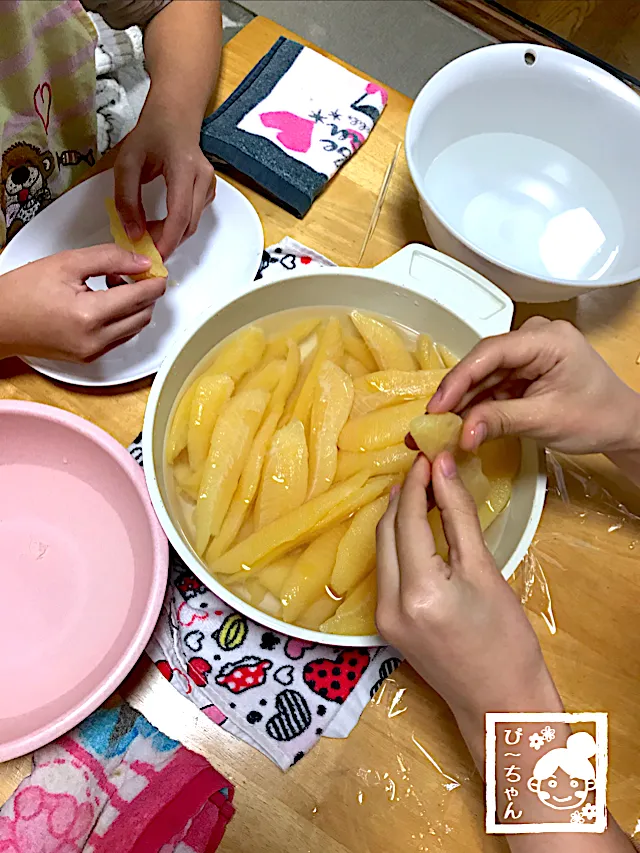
[105,197,168,280]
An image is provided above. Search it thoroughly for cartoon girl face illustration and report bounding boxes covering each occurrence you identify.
[527,732,597,811]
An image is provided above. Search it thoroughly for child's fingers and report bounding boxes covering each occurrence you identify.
[184,170,214,241]
[64,245,151,279]
[92,277,167,324]
[114,152,146,241]
[101,305,155,349]
[155,169,193,260]
[431,452,488,571]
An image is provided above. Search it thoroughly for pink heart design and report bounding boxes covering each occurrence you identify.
[284,638,315,660]
[260,111,314,153]
[366,82,388,106]
[33,83,52,133]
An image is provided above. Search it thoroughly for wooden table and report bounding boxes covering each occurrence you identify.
[2,16,640,852]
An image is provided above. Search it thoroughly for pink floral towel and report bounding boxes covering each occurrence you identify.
[0,704,234,853]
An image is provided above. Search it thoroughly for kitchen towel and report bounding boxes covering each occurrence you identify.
[129,238,402,771]
[0,703,234,852]
[200,37,387,217]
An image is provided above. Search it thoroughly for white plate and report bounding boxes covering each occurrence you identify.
[0,171,264,386]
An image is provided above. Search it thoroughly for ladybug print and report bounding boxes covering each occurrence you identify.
[303,649,370,703]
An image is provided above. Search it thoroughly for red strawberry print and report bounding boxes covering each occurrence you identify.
[187,656,212,687]
[215,656,272,694]
[303,649,370,703]
[156,660,173,681]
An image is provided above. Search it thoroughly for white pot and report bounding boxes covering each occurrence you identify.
[406,44,640,302]
[143,244,546,646]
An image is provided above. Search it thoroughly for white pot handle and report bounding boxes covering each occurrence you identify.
[373,243,513,337]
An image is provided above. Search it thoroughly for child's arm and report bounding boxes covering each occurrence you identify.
[92,0,222,260]
[0,246,165,362]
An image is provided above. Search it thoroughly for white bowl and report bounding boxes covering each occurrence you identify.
[143,244,547,646]
[406,44,640,302]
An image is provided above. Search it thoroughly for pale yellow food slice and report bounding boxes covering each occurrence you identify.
[254,419,309,529]
[478,437,521,480]
[336,444,416,481]
[258,553,299,598]
[210,472,368,575]
[342,355,369,378]
[172,461,201,501]
[237,359,285,394]
[207,344,301,559]
[308,361,354,499]
[320,474,397,531]
[194,389,269,554]
[436,343,459,368]
[415,333,445,370]
[350,310,415,371]
[268,340,301,415]
[264,317,321,360]
[290,317,343,429]
[478,477,513,531]
[281,524,347,623]
[298,592,341,630]
[331,494,388,596]
[245,577,269,607]
[205,326,266,383]
[409,412,463,462]
[351,369,449,417]
[166,384,196,463]
[459,455,491,504]
[187,374,234,474]
[427,507,448,559]
[339,398,429,451]
[320,572,377,635]
[343,335,377,372]
[206,409,281,560]
[105,197,168,280]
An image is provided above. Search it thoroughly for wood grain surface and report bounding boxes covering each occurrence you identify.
[1,16,640,852]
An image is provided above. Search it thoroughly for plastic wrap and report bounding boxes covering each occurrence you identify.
[317,450,640,852]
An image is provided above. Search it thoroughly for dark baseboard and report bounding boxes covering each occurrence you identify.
[432,0,640,90]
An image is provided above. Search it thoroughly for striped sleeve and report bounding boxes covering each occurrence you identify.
[82,0,172,29]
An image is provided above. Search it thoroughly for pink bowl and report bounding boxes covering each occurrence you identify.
[0,402,168,761]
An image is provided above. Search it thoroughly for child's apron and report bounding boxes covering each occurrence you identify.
[0,0,97,246]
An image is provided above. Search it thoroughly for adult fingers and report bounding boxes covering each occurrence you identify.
[459,396,548,451]
[155,168,194,259]
[395,455,450,593]
[63,244,151,279]
[376,485,401,609]
[89,277,166,325]
[431,452,488,571]
[427,319,554,416]
[114,151,146,241]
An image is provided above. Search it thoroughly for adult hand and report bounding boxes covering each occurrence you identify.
[113,100,216,261]
[376,453,558,721]
[428,317,640,455]
[0,245,166,362]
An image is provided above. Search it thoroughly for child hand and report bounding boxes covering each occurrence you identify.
[376,453,559,723]
[0,245,166,362]
[113,106,216,260]
[428,317,640,455]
